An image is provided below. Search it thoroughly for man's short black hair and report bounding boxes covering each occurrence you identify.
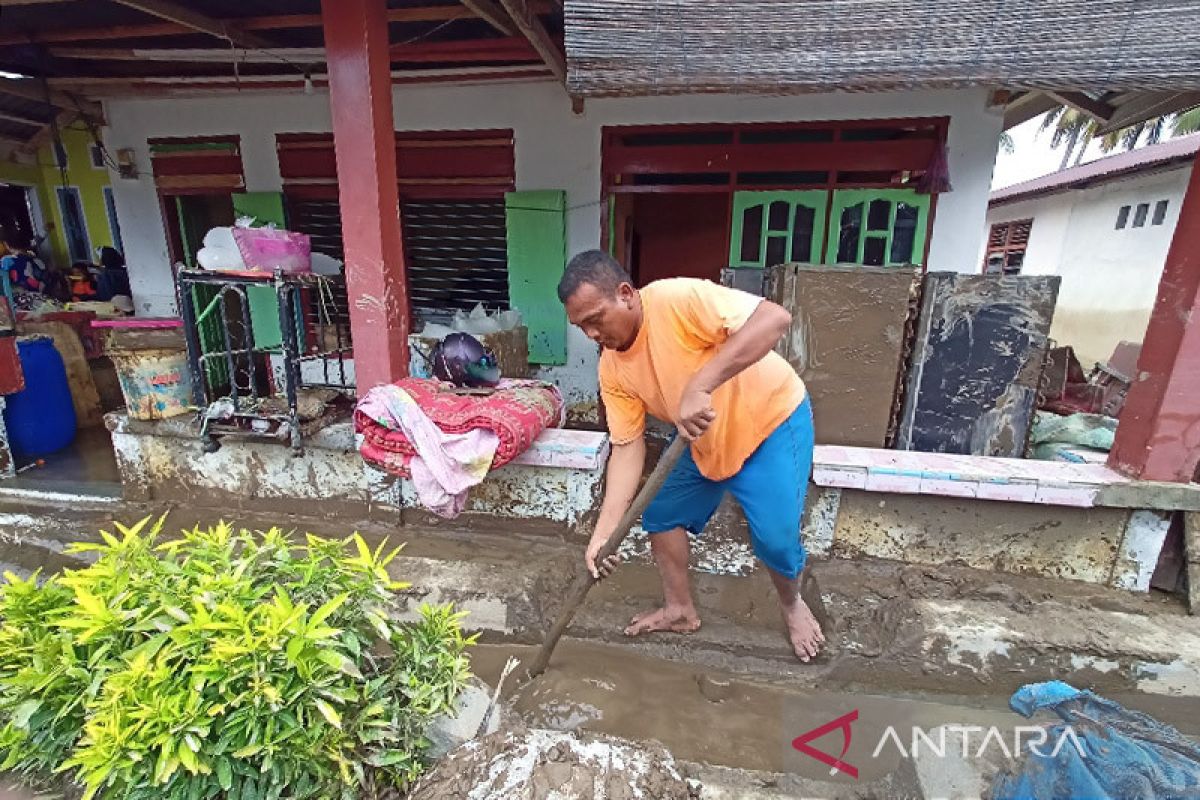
[557,249,632,303]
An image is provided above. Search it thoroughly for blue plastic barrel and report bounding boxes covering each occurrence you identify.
[2,336,77,457]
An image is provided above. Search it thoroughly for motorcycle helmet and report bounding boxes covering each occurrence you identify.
[431,332,501,388]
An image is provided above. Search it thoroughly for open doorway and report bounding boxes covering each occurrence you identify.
[0,184,35,249]
[613,193,729,286]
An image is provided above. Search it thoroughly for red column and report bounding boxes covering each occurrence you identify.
[321,0,409,393]
[1109,151,1200,482]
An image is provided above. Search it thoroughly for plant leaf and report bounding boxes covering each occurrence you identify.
[314,698,342,729]
[308,593,349,629]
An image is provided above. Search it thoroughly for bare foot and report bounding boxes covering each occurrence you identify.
[783,598,825,662]
[623,606,702,637]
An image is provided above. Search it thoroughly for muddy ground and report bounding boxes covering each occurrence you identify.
[1,496,1198,797]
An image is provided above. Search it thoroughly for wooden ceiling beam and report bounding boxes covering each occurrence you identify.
[107,0,273,49]
[1046,90,1116,124]
[1002,90,1059,130]
[0,109,47,127]
[0,78,103,120]
[460,0,515,36]
[1094,91,1200,135]
[48,46,327,63]
[41,67,554,98]
[45,64,550,89]
[389,36,538,62]
[52,37,540,65]
[0,3,556,46]
[497,0,565,82]
[19,109,81,156]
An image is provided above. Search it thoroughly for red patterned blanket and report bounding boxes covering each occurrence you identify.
[355,378,564,478]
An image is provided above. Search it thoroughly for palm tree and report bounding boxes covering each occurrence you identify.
[1039,104,1200,169]
[1172,107,1200,136]
[1096,116,1168,154]
[1038,106,1098,169]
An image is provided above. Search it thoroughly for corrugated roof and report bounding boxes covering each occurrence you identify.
[990,134,1200,206]
[566,0,1200,97]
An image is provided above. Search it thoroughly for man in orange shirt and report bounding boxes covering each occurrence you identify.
[558,250,823,661]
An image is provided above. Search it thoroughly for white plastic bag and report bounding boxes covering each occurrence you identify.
[196,246,242,271]
[496,309,523,331]
[461,303,501,334]
[197,226,247,271]
[420,322,456,339]
[311,252,343,276]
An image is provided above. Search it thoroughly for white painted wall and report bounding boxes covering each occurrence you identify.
[102,81,1001,402]
[985,166,1190,364]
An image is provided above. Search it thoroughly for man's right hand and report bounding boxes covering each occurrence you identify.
[586,437,645,580]
[586,532,621,579]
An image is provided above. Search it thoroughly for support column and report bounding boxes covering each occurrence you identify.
[1109,151,1200,482]
[321,0,409,393]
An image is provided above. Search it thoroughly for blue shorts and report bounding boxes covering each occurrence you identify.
[643,397,815,579]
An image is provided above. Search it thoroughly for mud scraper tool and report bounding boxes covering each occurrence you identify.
[524,436,688,679]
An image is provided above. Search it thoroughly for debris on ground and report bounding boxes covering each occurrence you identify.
[409,724,694,800]
[992,681,1200,799]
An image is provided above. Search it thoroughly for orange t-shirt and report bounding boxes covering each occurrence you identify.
[599,278,807,481]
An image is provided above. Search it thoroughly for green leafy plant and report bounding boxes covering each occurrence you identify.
[0,518,474,800]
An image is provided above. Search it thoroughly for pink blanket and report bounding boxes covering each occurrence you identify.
[355,378,564,517]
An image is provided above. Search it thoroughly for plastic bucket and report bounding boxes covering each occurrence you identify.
[109,347,194,420]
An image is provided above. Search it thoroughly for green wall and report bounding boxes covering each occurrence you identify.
[0,125,116,268]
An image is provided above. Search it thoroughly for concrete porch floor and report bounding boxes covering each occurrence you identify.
[4,426,121,498]
[0,496,1198,798]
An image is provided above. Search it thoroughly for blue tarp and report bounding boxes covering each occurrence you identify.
[993,680,1200,800]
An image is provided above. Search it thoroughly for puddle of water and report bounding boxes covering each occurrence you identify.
[471,640,1020,781]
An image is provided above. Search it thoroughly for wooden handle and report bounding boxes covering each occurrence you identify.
[525,436,689,679]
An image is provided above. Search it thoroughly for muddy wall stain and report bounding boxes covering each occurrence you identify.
[768,264,919,447]
[896,273,1060,456]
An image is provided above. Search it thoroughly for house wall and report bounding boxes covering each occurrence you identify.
[102,81,1002,403]
[0,126,116,268]
[985,165,1190,364]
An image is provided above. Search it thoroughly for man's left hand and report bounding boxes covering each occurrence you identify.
[677,388,716,440]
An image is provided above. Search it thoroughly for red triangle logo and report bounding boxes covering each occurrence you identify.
[791,709,859,779]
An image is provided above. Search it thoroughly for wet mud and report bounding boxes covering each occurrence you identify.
[470,641,1017,780]
[768,265,919,448]
[409,724,692,800]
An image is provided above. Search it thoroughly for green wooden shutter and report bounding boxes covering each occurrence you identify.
[232,191,287,226]
[506,190,567,365]
[177,195,228,385]
[231,192,289,351]
[729,191,827,268]
[824,189,930,267]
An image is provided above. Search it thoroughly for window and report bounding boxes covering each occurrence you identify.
[1132,203,1150,227]
[1115,205,1131,229]
[90,144,105,169]
[825,189,931,267]
[729,191,827,268]
[402,200,510,313]
[1152,200,1169,225]
[55,186,91,263]
[983,218,1032,275]
[102,187,123,253]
